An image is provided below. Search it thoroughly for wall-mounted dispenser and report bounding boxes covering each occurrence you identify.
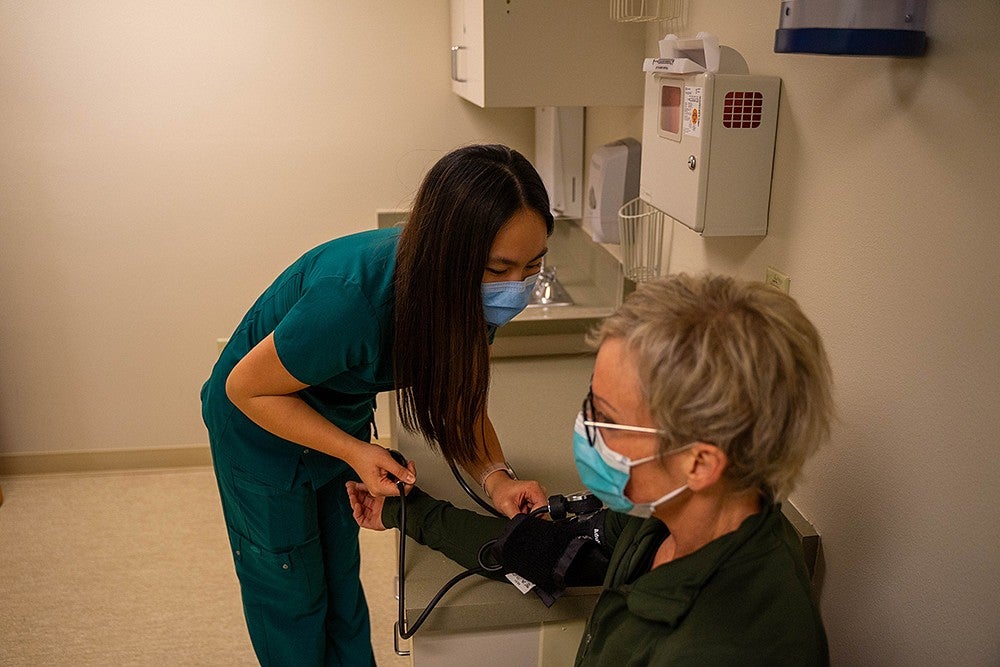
[774,0,927,57]
[535,107,584,220]
[639,33,781,237]
[584,138,641,244]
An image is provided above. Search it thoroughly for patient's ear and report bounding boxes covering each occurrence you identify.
[685,443,727,491]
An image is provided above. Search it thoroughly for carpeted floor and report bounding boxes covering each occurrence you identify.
[0,468,409,666]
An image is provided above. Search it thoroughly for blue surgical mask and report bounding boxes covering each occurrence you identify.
[572,412,692,518]
[482,274,538,328]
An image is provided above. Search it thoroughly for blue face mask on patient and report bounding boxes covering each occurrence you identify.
[482,274,538,328]
[572,412,693,518]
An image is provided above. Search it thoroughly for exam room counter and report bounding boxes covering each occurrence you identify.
[398,540,602,636]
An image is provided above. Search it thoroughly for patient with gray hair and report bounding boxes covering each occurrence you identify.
[348,272,834,665]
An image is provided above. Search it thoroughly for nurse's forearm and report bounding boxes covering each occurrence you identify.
[464,413,510,487]
[223,331,369,466]
[231,392,365,463]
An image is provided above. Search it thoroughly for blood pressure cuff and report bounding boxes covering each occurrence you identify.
[489,510,611,607]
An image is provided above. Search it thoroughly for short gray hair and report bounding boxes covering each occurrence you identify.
[590,273,834,501]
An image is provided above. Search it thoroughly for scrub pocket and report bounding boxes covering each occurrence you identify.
[226,525,325,605]
[223,466,327,604]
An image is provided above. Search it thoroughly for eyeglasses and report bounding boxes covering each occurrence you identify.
[581,387,665,449]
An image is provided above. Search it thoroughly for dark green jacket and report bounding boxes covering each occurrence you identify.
[383,489,828,666]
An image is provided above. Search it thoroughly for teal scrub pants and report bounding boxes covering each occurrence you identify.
[213,459,375,667]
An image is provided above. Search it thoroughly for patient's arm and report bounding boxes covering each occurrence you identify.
[346,480,508,572]
[382,487,509,571]
[347,481,615,592]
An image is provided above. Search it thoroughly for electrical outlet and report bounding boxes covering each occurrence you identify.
[765,267,790,293]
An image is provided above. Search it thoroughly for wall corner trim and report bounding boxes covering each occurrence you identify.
[0,444,213,477]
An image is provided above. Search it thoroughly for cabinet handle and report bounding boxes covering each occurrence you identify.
[450,45,467,82]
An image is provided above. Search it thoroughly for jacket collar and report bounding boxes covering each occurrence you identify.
[619,503,781,626]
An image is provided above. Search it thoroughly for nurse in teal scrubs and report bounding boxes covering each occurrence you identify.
[201,144,553,666]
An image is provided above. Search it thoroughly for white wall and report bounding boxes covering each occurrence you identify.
[0,1,534,454]
[655,2,1000,664]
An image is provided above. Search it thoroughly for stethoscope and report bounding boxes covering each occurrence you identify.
[385,449,601,656]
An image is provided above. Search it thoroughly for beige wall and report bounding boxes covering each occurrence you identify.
[2,1,998,664]
[0,2,535,455]
[652,2,1000,664]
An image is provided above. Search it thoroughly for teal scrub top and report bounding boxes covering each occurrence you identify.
[201,227,402,490]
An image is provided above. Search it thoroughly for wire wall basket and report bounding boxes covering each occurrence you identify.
[618,198,667,283]
[610,0,687,25]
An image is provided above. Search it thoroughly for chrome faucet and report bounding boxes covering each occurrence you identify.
[529,256,574,307]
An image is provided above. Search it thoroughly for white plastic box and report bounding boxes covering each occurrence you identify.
[639,34,781,237]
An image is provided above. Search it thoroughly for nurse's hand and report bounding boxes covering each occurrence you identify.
[349,443,416,498]
[486,476,547,518]
[345,481,386,531]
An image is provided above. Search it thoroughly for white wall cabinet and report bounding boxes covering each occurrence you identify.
[449,0,645,107]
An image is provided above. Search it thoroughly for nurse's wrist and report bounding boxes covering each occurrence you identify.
[481,464,517,499]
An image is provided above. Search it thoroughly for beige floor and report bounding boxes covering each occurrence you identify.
[0,468,409,666]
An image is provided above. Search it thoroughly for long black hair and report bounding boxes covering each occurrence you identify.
[393,144,553,466]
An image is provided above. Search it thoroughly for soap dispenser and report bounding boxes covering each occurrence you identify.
[584,138,641,244]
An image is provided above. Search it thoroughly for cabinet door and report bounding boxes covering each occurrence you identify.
[450,0,644,108]
[449,0,485,106]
